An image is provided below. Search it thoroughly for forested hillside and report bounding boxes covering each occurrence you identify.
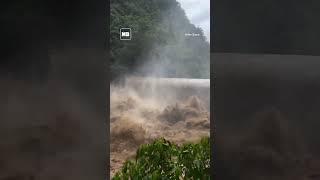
[110,0,210,80]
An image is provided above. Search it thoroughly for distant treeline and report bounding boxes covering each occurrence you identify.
[110,0,210,80]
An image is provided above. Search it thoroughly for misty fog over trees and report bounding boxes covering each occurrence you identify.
[110,0,210,80]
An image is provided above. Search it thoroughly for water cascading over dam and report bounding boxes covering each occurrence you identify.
[110,76,210,175]
[124,77,210,110]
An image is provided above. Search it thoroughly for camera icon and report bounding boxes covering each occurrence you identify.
[120,28,131,40]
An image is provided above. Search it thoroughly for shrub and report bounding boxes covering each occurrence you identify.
[112,137,210,179]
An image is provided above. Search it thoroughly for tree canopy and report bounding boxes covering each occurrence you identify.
[110,0,210,80]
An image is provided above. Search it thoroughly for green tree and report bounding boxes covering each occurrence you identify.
[110,0,210,80]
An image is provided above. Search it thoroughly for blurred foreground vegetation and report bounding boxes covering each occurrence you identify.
[112,137,210,179]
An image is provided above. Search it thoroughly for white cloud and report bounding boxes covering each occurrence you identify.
[177,0,210,42]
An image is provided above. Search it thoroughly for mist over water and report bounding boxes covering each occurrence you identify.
[110,76,210,175]
[109,0,210,177]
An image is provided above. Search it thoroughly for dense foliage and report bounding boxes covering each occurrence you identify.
[112,137,210,179]
[110,0,210,80]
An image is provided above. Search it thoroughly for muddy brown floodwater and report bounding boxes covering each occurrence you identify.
[110,83,210,177]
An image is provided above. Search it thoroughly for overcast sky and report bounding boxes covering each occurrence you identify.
[176,0,210,42]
